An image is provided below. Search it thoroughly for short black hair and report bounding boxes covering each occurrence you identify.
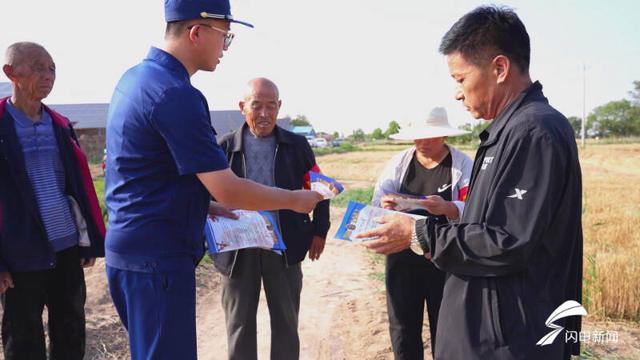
[165,21,188,38]
[439,5,530,74]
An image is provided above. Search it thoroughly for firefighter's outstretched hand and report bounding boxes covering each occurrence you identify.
[290,190,323,214]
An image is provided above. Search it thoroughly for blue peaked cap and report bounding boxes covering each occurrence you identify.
[164,0,253,28]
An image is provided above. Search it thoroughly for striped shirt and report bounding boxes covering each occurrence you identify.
[5,100,78,252]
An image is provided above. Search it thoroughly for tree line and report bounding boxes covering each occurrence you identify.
[291,80,640,144]
[568,81,640,138]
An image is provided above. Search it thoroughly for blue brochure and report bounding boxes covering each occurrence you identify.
[335,201,369,241]
[204,210,286,254]
[335,201,426,242]
[310,172,344,199]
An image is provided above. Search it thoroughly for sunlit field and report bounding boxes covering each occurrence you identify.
[579,144,640,321]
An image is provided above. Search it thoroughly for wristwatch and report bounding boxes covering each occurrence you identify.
[409,224,424,255]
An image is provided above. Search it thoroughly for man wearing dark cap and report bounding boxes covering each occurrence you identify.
[357,6,583,360]
[105,1,322,359]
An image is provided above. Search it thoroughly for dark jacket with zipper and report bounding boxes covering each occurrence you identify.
[0,97,106,273]
[416,82,583,359]
[211,124,330,276]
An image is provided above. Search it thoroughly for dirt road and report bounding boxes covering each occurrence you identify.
[194,207,415,360]
[78,207,426,360]
[1,204,638,359]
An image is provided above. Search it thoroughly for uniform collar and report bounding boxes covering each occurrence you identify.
[145,47,190,82]
[480,81,543,146]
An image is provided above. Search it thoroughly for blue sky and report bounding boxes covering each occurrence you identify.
[1,0,639,134]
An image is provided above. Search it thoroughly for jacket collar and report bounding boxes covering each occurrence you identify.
[0,96,10,119]
[480,81,544,147]
[393,145,467,202]
[146,47,190,83]
[1,96,71,130]
[43,104,71,129]
[230,123,297,152]
[0,97,46,222]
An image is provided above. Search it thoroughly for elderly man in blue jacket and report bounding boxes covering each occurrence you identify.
[0,42,105,360]
[213,78,330,360]
[358,6,583,360]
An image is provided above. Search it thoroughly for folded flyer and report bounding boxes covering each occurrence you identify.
[204,210,286,253]
[310,172,344,200]
[382,189,429,211]
[335,201,426,242]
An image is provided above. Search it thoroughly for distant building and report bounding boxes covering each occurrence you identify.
[0,93,292,161]
[291,126,316,138]
[0,82,12,98]
[1,84,109,160]
[0,82,294,160]
[209,111,291,135]
[49,103,110,161]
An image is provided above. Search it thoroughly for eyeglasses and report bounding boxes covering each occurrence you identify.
[187,24,235,50]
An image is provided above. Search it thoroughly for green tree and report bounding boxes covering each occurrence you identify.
[566,116,584,138]
[587,99,640,137]
[351,129,366,142]
[371,128,385,140]
[629,80,640,106]
[447,121,490,145]
[384,120,401,137]
[332,131,340,139]
[290,114,311,127]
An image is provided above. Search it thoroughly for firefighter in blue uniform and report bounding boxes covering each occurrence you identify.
[104,1,322,359]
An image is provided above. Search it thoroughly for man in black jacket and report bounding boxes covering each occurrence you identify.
[357,6,583,360]
[213,77,330,360]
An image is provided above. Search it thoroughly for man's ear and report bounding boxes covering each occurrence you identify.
[239,100,245,113]
[187,24,201,45]
[2,64,15,80]
[493,55,510,84]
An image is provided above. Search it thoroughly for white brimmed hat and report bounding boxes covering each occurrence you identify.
[391,107,469,140]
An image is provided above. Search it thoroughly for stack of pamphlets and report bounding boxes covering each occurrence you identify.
[204,210,286,254]
[335,201,426,242]
[310,172,344,200]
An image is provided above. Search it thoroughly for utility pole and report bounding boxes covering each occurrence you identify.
[581,64,587,148]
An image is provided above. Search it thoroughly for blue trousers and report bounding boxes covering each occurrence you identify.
[106,265,197,360]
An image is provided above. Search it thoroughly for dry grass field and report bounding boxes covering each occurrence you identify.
[319,142,640,323]
[579,144,640,321]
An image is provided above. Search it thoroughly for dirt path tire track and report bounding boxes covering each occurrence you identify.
[195,207,399,360]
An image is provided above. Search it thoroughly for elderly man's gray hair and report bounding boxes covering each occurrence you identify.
[5,41,49,66]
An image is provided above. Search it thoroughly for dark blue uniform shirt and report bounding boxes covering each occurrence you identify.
[105,47,228,273]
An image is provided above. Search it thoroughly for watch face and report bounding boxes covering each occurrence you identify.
[410,242,424,255]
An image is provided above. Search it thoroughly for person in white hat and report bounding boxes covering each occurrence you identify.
[370,106,473,360]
